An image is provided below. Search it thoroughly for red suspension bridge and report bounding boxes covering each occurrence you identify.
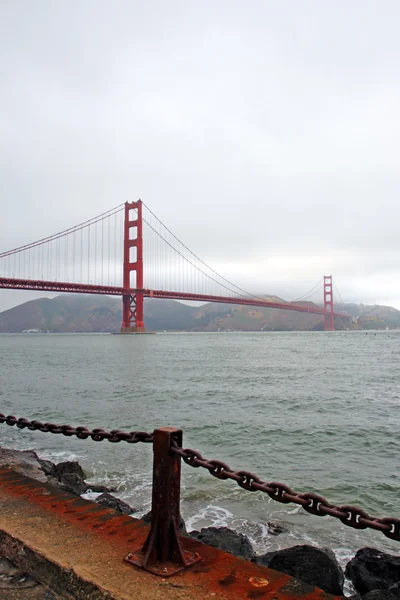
[0,200,348,332]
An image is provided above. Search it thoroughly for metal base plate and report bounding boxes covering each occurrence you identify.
[125,549,201,577]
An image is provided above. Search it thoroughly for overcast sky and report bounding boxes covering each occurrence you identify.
[1,0,400,312]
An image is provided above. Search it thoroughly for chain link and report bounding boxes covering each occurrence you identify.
[0,414,153,444]
[1,413,399,542]
[170,441,400,541]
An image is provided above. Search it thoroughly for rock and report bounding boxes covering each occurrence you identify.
[46,475,64,489]
[252,551,275,567]
[389,582,400,598]
[267,521,287,536]
[142,511,188,536]
[45,460,110,496]
[0,448,113,502]
[0,571,39,589]
[363,591,400,600]
[0,449,47,483]
[0,554,63,598]
[190,526,255,561]
[37,458,56,477]
[0,555,38,589]
[58,473,88,496]
[52,461,85,480]
[95,492,135,515]
[85,483,110,494]
[258,545,344,596]
[345,547,400,595]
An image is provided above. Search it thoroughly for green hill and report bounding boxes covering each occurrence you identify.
[0,294,399,333]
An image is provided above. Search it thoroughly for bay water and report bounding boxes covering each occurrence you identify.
[1,331,399,585]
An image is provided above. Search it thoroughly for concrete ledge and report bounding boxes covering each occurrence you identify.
[0,468,341,599]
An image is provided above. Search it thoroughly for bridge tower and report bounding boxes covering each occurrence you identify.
[120,200,145,333]
[323,275,334,331]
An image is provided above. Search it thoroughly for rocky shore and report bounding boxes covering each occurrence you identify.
[0,447,399,599]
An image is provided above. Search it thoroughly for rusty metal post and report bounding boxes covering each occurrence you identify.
[125,427,201,576]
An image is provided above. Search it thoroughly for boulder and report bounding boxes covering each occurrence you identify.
[58,473,88,496]
[95,492,135,515]
[363,591,400,600]
[0,448,114,500]
[252,551,275,567]
[37,458,56,477]
[52,460,85,480]
[267,521,287,536]
[190,526,255,561]
[43,460,110,496]
[0,555,63,597]
[142,511,188,536]
[256,545,344,596]
[345,548,400,595]
[0,556,39,590]
[84,483,110,493]
[389,582,400,598]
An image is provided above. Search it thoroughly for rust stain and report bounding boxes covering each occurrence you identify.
[219,570,236,586]
[247,590,268,599]
[0,469,148,548]
[0,468,344,599]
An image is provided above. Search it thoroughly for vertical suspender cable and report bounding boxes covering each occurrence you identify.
[114,211,117,286]
[88,224,90,283]
[65,233,68,281]
[80,228,83,283]
[101,217,104,285]
[94,222,97,284]
[107,212,111,285]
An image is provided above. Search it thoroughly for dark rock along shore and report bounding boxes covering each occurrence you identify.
[1,447,399,599]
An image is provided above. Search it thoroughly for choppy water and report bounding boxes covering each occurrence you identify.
[1,331,400,590]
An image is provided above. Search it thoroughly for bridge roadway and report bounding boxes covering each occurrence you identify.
[0,277,348,319]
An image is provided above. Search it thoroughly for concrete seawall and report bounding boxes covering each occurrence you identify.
[0,466,340,599]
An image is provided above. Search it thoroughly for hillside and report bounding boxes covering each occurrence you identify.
[0,294,400,333]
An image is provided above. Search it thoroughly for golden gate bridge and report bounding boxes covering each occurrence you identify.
[0,200,348,331]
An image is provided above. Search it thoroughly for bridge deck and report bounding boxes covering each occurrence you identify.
[0,277,348,319]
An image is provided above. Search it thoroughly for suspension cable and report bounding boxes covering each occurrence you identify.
[143,218,249,298]
[291,279,323,302]
[143,205,306,304]
[0,204,124,258]
[333,282,345,307]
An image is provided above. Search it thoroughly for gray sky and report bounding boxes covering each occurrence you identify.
[1,0,400,311]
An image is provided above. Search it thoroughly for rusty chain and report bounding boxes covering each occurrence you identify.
[1,413,399,541]
[0,414,153,444]
[170,441,400,542]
